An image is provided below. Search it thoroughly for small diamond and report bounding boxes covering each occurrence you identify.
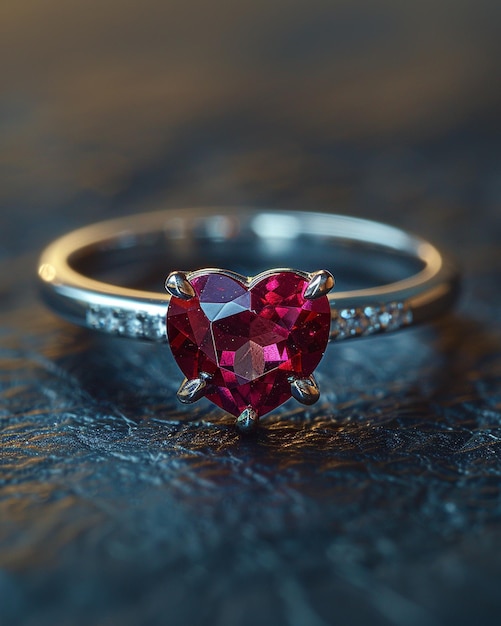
[150,316,166,340]
[103,309,123,334]
[378,302,413,332]
[333,308,369,339]
[379,309,392,329]
[347,309,369,337]
[126,312,146,337]
[87,306,101,329]
[331,311,348,340]
[363,306,381,335]
[387,303,403,330]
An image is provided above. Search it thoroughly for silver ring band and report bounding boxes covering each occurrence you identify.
[38,208,459,342]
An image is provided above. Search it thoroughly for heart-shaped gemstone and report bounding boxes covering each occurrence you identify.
[166,270,331,418]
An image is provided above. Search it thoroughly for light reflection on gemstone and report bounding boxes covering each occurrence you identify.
[166,271,331,417]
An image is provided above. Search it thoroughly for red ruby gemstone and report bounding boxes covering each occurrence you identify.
[166,271,331,418]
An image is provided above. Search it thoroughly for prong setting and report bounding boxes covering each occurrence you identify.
[167,269,331,423]
[304,270,335,300]
[290,374,320,405]
[236,407,259,433]
[165,271,196,300]
[176,373,210,404]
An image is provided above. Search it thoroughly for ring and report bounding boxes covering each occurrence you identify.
[38,208,459,432]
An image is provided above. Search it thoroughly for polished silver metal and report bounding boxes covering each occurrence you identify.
[290,375,320,406]
[236,407,259,433]
[304,270,335,300]
[38,208,459,342]
[185,266,312,288]
[177,374,210,404]
[165,271,196,300]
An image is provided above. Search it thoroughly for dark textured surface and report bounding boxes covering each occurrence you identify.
[1,2,501,625]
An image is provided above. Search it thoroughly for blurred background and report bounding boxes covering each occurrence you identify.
[1,0,500,249]
[1,2,501,626]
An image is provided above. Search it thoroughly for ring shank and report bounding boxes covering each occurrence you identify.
[38,209,459,342]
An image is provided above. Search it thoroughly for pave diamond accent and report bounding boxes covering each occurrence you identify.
[331,302,412,340]
[86,306,166,341]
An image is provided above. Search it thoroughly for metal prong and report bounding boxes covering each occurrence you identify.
[165,271,196,300]
[236,407,259,433]
[177,375,209,404]
[291,374,320,405]
[304,270,335,300]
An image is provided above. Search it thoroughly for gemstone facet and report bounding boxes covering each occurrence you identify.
[166,270,331,418]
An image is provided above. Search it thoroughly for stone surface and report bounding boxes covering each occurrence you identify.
[167,271,331,417]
